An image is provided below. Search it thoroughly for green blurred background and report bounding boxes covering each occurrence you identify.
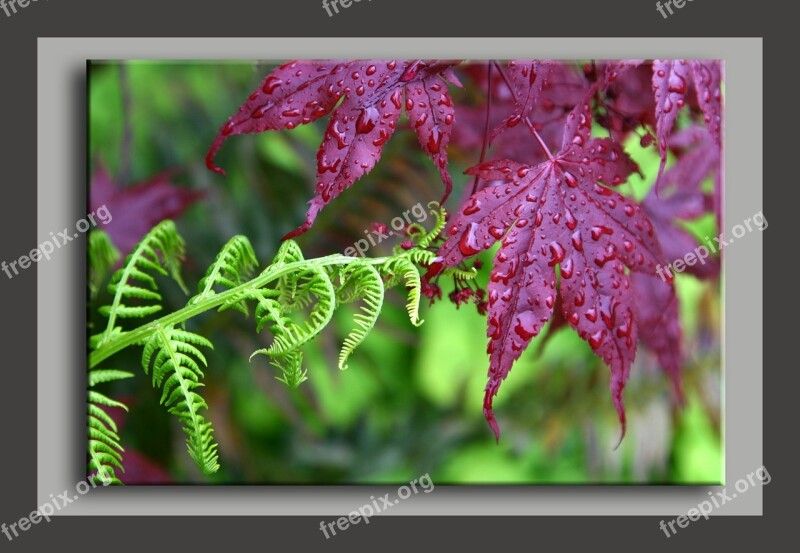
[88,61,722,485]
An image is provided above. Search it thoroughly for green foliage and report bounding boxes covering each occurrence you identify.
[381,258,421,327]
[87,368,133,485]
[88,205,444,480]
[190,235,259,316]
[88,230,121,299]
[336,263,384,370]
[89,220,216,482]
[142,326,219,474]
[97,220,187,347]
[407,200,447,250]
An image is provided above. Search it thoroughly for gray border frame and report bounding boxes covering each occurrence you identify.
[37,37,761,516]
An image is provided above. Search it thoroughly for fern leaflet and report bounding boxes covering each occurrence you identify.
[142,325,220,475]
[337,263,385,370]
[87,368,133,485]
[88,230,121,299]
[191,235,259,315]
[255,266,336,357]
[98,220,187,346]
[382,257,424,326]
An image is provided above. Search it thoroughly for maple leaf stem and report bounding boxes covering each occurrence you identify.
[528,123,555,161]
[471,62,494,197]
[492,60,554,161]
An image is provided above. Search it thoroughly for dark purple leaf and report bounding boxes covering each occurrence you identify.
[632,272,684,404]
[489,61,548,142]
[119,449,173,484]
[90,166,203,256]
[652,60,723,183]
[643,126,721,279]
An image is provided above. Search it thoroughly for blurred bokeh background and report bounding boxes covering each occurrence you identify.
[88,61,722,485]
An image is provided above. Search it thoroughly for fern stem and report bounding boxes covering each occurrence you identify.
[90,254,391,369]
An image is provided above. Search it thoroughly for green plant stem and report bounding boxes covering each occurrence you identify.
[90,254,391,369]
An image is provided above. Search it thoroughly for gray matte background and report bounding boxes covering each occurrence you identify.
[37,37,760,515]
[0,0,787,547]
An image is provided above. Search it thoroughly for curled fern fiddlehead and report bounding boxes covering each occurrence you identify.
[266,267,336,356]
[337,263,384,370]
[381,257,423,327]
[269,240,318,313]
[413,201,448,249]
[249,290,308,387]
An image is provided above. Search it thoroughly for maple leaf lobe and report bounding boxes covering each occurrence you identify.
[207,60,461,239]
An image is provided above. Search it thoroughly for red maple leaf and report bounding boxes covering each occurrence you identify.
[652,60,722,182]
[90,165,203,256]
[488,61,549,143]
[599,61,657,143]
[428,97,666,444]
[644,126,721,280]
[206,60,461,239]
[630,127,721,401]
[451,61,587,170]
[632,272,684,403]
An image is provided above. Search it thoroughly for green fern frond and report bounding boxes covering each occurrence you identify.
[416,201,447,249]
[191,235,258,316]
[270,350,308,388]
[402,248,439,266]
[258,267,336,357]
[267,240,322,312]
[337,263,384,370]
[249,294,297,381]
[382,258,424,326]
[88,230,121,299]
[276,271,320,312]
[88,208,449,478]
[87,368,132,485]
[99,220,187,346]
[444,266,479,280]
[269,239,305,268]
[251,293,293,336]
[88,368,134,387]
[142,325,219,475]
